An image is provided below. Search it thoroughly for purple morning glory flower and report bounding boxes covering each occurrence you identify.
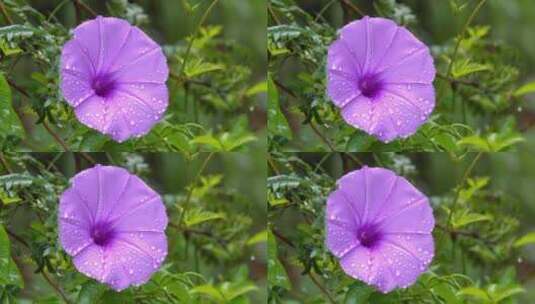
[326,166,434,293]
[60,16,169,142]
[59,165,168,291]
[327,16,436,142]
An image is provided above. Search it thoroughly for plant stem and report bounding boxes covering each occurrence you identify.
[272,229,336,304]
[0,1,13,24]
[6,78,72,151]
[446,0,488,77]
[446,152,483,229]
[309,122,336,152]
[0,153,13,173]
[71,0,96,17]
[178,152,215,226]
[6,228,71,304]
[42,271,72,304]
[179,0,220,76]
[42,121,70,152]
[339,0,365,17]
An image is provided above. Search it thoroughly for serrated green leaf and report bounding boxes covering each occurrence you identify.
[184,58,225,78]
[184,208,225,227]
[451,59,492,79]
[452,211,493,229]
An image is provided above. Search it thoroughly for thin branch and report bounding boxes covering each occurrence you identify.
[178,152,215,225]
[446,0,488,77]
[179,0,220,76]
[272,229,295,248]
[0,1,13,24]
[308,273,336,304]
[446,152,483,229]
[339,0,365,17]
[42,271,72,304]
[42,121,70,152]
[309,122,336,152]
[268,3,282,25]
[71,0,97,17]
[0,153,13,173]
[436,72,482,89]
[7,228,71,303]
[6,78,71,151]
[272,229,335,304]
[267,155,281,175]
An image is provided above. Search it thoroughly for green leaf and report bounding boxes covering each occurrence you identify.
[513,81,535,97]
[247,229,267,245]
[458,287,491,301]
[268,75,292,139]
[492,284,524,302]
[0,225,23,288]
[246,81,267,96]
[184,208,225,227]
[0,73,24,139]
[0,24,35,39]
[451,59,491,79]
[452,211,493,229]
[513,232,535,248]
[77,281,106,304]
[184,58,225,78]
[267,230,291,290]
[191,284,225,303]
[344,283,375,303]
[221,281,258,300]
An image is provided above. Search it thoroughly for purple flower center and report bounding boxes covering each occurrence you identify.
[90,222,115,247]
[357,223,383,248]
[358,74,383,99]
[91,73,117,98]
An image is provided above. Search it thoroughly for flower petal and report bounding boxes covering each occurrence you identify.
[73,95,111,134]
[374,237,433,290]
[327,39,360,79]
[377,43,435,84]
[59,220,93,256]
[327,70,361,108]
[102,238,160,291]
[110,35,168,84]
[339,245,375,284]
[72,244,106,282]
[59,188,93,226]
[340,95,375,131]
[338,17,370,73]
[96,17,133,72]
[326,190,360,227]
[94,166,132,221]
[326,221,358,258]
[378,197,434,234]
[109,196,167,232]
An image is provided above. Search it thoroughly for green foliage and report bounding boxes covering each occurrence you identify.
[268,0,530,152]
[0,153,265,303]
[267,153,527,303]
[0,0,264,152]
